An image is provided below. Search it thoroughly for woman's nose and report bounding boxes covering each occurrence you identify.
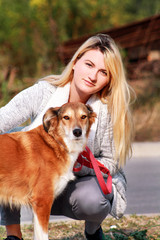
[89,70,97,81]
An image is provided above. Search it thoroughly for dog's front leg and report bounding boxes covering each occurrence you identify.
[33,211,49,240]
[31,194,53,240]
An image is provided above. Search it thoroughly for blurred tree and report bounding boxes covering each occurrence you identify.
[124,0,160,20]
[0,0,39,77]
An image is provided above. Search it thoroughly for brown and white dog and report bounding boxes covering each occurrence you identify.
[0,102,96,240]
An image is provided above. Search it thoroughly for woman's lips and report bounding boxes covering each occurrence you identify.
[84,79,95,86]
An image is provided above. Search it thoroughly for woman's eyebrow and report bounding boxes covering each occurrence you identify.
[85,59,107,71]
[85,59,94,64]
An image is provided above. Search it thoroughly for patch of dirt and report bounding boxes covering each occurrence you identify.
[129,71,160,141]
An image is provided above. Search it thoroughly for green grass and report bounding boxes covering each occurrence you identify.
[1,215,160,239]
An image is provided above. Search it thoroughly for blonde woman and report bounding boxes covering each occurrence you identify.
[0,34,133,240]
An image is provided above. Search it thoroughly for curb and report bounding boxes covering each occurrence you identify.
[132,141,160,158]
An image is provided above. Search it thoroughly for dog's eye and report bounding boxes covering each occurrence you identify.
[63,115,70,120]
[81,115,87,119]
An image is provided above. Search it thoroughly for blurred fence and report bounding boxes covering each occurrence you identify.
[58,14,160,78]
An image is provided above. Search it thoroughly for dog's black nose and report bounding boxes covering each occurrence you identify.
[73,128,82,137]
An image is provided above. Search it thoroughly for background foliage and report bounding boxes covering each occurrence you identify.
[0,0,159,79]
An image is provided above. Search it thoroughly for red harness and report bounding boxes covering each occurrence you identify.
[73,146,112,195]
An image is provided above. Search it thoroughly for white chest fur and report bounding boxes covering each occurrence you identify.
[54,152,78,198]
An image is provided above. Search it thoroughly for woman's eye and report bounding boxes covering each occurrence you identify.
[81,115,87,119]
[86,62,92,67]
[63,116,70,120]
[101,70,107,76]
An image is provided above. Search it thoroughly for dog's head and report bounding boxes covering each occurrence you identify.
[43,102,96,151]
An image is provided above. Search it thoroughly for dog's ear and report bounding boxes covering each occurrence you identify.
[43,107,60,132]
[86,104,97,124]
[86,104,93,113]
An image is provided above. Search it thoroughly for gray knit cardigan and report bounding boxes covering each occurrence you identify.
[0,80,127,219]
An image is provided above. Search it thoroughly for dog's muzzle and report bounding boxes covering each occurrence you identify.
[73,128,82,138]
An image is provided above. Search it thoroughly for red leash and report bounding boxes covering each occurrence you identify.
[73,146,112,195]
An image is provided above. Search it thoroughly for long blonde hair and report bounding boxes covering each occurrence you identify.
[43,34,134,166]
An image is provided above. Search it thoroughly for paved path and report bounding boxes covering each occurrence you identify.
[124,157,160,214]
[123,141,160,215]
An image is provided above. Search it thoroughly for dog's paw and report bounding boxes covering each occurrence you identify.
[69,173,76,181]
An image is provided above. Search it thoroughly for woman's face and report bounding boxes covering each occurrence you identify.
[70,49,110,102]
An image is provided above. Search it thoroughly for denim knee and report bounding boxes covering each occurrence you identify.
[70,181,112,222]
[78,194,111,219]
